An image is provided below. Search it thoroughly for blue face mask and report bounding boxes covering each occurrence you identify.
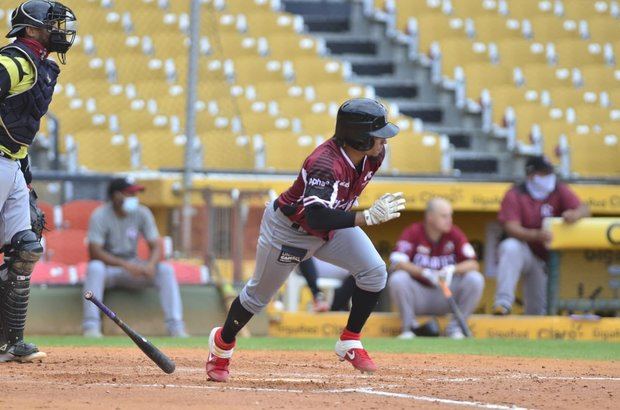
[122,196,139,213]
[527,174,556,200]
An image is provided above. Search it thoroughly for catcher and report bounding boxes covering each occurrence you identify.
[0,0,76,363]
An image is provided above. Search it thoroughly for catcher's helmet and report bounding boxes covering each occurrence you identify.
[7,1,77,63]
[334,98,399,151]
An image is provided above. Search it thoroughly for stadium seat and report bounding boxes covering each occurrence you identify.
[585,16,620,42]
[537,120,575,163]
[408,13,468,56]
[447,0,500,17]
[300,113,336,137]
[523,14,583,42]
[139,131,199,170]
[31,262,76,286]
[167,261,208,285]
[61,200,103,230]
[579,65,620,92]
[546,88,600,109]
[387,131,446,174]
[520,63,574,89]
[255,132,317,172]
[244,11,303,36]
[199,132,254,170]
[495,38,547,68]
[560,0,612,19]
[552,40,609,68]
[71,132,137,172]
[487,85,540,126]
[462,63,513,103]
[234,57,289,84]
[312,82,371,104]
[505,0,555,19]
[472,15,523,42]
[567,132,620,177]
[511,104,565,144]
[292,57,349,85]
[437,38,491,80]
[267,34,324,59]
[44,229,89,265]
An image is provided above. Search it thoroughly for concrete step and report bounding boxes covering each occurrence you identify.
[396,101,445,124]
[452,151,501,174]
[283,0,351,32]
[324,38,377,55]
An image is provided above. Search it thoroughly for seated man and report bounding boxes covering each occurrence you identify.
[388,198,484,339]
[493,156,589,315]
[82,177,187,338]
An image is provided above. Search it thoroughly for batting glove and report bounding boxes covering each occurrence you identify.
[363,192,406,226]
[438,265,455,288]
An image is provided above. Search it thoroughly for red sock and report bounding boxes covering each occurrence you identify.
[215,328,236,350]
[340,328,361,341]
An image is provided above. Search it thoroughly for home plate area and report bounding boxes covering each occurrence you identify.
[0,348,617,409]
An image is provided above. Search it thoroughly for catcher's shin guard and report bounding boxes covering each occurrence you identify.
[0,230,43,351]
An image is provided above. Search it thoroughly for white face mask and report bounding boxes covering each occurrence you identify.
[527,174,557,200]
[122,196,139,213]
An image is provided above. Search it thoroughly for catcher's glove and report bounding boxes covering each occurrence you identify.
[29,189,47,240]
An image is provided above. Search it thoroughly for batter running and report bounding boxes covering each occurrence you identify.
[206,98,406,381]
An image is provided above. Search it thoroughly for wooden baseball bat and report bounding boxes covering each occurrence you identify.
[84,291,176,374]
[438,280,472,338]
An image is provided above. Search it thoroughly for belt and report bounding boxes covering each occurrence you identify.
[273,201,303,231]
[0,150,17,161]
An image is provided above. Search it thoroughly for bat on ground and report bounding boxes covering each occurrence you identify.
[84,291,176,374]
[438,280,472,338]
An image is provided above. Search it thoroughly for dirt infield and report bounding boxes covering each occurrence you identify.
[0,347,618,409]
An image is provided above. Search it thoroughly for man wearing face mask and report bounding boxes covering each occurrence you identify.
[493,156,590,315]
[82,177,188,338]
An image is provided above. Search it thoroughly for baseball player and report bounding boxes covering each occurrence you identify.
[388,198,484,339]
[0,1,76,363]
[206,98,405,382]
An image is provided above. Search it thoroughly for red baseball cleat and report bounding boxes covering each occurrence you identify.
[335,339,377,374]
[206,327,234,382]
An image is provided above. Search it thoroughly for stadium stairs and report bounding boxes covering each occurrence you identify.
[283,0,514,178]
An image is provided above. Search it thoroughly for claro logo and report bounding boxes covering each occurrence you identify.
[607,222,620,245]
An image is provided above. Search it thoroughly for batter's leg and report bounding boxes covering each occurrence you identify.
[314,227,386,372]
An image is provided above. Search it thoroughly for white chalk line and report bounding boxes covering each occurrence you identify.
[24,379,528,410]
[427,374,620,383]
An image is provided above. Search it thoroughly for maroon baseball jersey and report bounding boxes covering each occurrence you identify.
[276,138,384,240]
[392,222,477,287]
[498,183,581,259]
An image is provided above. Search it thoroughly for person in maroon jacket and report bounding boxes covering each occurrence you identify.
[388,198,483,339]
[493,156,590,316]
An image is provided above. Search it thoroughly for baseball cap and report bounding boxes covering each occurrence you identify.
[525,156,554,174]
[107,177,145,197]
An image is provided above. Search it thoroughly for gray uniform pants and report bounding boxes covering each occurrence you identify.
[493,238,547,315]
[82,260,185,335]
[388,270,484,332]
[240,201,387,314]
[0,157,30,249]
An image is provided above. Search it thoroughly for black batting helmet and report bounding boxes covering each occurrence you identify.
[7,1,77,63]
[334,98,399,151]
